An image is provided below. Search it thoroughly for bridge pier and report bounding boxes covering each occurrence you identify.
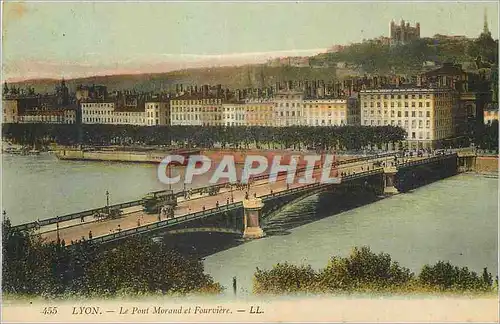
[383,166,398,194]
[242,198,265,239]
[458,154,476,172]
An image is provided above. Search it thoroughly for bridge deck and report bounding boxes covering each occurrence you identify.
[36,154,431,244]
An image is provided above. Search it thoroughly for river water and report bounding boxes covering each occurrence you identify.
[1,153,498,295]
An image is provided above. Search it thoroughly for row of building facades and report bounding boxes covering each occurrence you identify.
[2,63,498,149]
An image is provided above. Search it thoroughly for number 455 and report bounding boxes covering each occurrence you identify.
[42,307,58,315]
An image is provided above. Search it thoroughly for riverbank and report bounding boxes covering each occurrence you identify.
[476,155,498,173]
[203,173,498,295]
[54,148,200,164]
[53,147,358,167]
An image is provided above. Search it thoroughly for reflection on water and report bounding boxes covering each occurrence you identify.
[1,153,240,224]
[204,174,498,296]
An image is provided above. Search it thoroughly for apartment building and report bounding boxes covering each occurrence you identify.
[273,91,305,126]
[301,97,359,126]
[2,99,18,123]
[222,102,246,126]
[244,99,274,126]
[145,101,170,126]
[170,95,224,126]
[81,101,146,125]
[360,88,458,148]
[18,108,76,124]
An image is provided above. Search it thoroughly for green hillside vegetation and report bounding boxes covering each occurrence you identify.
[311,33,498,74]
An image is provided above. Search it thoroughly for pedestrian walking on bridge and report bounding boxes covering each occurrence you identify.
[88,230,92,240]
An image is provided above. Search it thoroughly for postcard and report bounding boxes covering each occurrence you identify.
[1,1,499,323]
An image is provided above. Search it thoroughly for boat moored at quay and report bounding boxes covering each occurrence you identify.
[55,147,200,165]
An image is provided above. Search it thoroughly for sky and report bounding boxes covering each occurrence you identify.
[2,1,499,81]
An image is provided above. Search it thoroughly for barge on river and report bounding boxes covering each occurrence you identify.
[55,147,200,165]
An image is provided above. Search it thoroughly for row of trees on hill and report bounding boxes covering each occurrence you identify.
[2,219,222,298]
[2,124,407,151]
[253,246,497,295]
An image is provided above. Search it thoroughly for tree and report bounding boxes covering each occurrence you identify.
[318,246,413,292]
[253,263,318,294]
[419,261,492,292]
[2,217,222,297]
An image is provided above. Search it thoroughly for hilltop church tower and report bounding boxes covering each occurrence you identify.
[390,19,420,46]
[483,9,491,36]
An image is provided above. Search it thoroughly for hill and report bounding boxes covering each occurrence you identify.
[310,33,498,75]
[9,33,497,93]
[10,65,337,94]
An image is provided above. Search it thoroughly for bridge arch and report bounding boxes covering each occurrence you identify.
[261,187,327,223]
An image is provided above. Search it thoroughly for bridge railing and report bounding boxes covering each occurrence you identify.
[13,199,144,232]
[78,168,387,246]
[86,202,244,245]
[396,153,457,169]
[260,168,385,202]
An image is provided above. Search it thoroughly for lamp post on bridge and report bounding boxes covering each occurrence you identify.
[168,163,172,191]
[56,216,60,243]
[105,190,110,214]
